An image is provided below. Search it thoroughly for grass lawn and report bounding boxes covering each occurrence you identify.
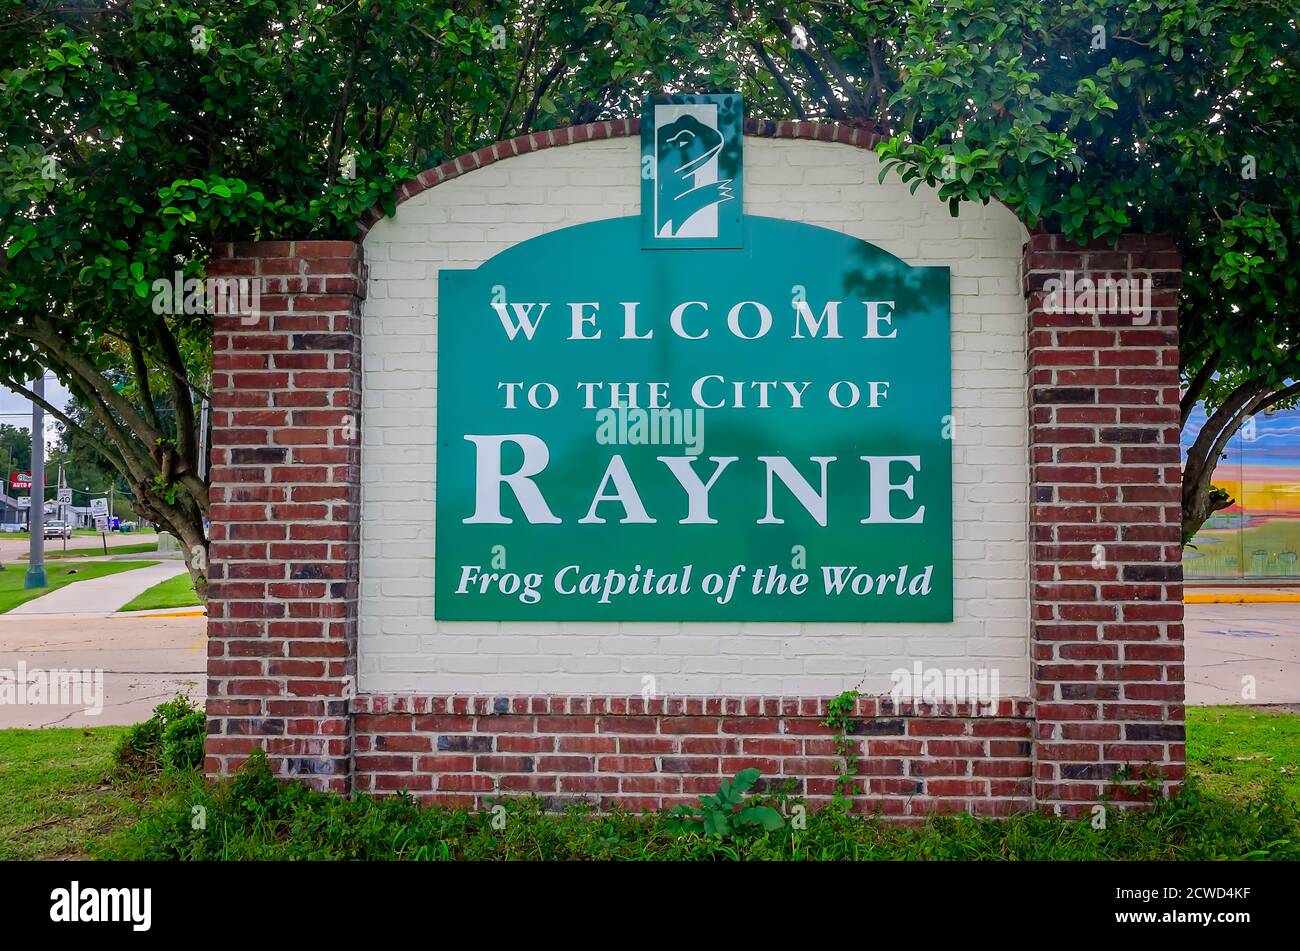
[0,727,133,860]
[117,571,201,612]
[1186,705,1300,805]
[0,705,1296,861]
[0,560,160,614]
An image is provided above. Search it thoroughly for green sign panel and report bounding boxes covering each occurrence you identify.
[435,215,953,621]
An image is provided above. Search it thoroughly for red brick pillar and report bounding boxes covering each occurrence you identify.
[204,240,365,792]
[1024,235,1185,815]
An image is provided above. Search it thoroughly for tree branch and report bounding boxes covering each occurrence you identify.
[1252,379,1300,416]
[0,377,120,471]
[99,324,211,402]
[15,319,165,454]
[1180,348,1221,428]
[807,23,869,118]
[521,55,568,135]
[750,39,807,119]
[771,11,847,120]
[1184,376,1268,484]
[150,314,200,481]
[49,364,157,485]
[1184,378,1271,511]
[129,332,162,433]
[497,12,543,141]
[325,11,365,189]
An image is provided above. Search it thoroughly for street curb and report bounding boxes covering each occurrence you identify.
[113,609,207,618]
[1186,592,1300,604]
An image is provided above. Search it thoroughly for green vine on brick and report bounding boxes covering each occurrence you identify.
[824,689,862,803]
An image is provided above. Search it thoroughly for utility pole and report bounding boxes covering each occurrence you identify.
[24,375,46,589]
[2,445,10,530]
[0,446,7,570]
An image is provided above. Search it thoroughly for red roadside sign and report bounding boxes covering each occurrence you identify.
[10,471,31,489]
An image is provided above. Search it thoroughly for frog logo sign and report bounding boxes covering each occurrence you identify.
[654,114,731,235]
[641,94,744,249]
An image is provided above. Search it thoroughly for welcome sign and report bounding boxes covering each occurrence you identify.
[434,96,952,621]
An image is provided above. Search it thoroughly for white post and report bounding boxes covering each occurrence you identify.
[198,375,211,481]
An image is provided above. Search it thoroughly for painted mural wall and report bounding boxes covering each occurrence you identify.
[1183,405,1300,580]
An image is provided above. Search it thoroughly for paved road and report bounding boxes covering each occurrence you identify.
[7,559,190,616]
[0,612,205,728]
[1185,602,1300,705]
[0,531,159,564]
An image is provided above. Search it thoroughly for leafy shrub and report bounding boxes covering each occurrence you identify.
[160,711,205,772]
[666,768,785,838]
[101,753,1300,862]
[113,694,205,775]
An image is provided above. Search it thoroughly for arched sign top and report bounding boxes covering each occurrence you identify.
[359,115,883,237]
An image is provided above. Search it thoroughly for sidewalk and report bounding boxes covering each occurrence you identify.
[6,559,190,616]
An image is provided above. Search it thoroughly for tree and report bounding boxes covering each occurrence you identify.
[0,1,499,594]
[0,422,31,477]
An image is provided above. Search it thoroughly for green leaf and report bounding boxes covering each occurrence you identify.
[731,767,761,795]
[740,805,785,831]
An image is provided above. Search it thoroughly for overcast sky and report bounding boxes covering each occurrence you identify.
[0,377,72,450]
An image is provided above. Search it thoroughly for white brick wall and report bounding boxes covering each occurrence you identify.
[359,135,1030,697]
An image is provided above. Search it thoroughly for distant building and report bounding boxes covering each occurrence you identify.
[0,487,25,528]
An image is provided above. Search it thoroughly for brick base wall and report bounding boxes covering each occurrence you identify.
[352,695,1035,817]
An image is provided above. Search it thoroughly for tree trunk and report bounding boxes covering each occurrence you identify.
[1180,480,1233,547]
[1179,377,1298,545]
[128,477,209,600]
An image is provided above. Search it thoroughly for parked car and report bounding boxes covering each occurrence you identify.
[43,520,72,540]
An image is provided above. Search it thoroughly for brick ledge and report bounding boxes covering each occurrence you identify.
[351,694,1035,719]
